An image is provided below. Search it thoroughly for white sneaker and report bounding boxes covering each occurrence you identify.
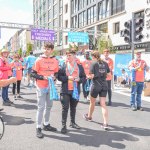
[84,98,88,103]
[87,96,90,101]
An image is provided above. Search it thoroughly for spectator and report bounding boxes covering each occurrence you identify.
[103,49,114,106]
[129,51,149,111]
[0,49,13,106]
[26,51,36,86]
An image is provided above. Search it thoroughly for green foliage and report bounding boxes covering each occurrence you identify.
[69,43,78,51]
[52,50,59,56]
[26,43,33,56]
[18,48,22,56]
[97,36,114,54]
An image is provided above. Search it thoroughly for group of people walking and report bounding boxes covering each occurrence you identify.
[29,42,114,138]
[0,42,149,139]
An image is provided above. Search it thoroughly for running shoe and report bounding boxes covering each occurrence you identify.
[101,124,109,130]
[83,114,92,121]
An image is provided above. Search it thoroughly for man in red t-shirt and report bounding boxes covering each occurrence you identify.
[31,42,59,138]
[103,49,114,106]
[129,51,149,111]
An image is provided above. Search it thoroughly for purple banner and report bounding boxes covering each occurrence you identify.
[31,28,55,42]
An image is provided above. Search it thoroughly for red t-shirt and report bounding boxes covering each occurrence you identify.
[33,55,59,88]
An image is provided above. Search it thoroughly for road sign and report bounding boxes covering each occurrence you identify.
[31,28,55,42]
[68,32,89,43]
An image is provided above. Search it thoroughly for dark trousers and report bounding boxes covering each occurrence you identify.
[60,93,78,126]
[107,80,112,103]
[2,86,9,102]
[12,80,21,95]
[82,79,90,98]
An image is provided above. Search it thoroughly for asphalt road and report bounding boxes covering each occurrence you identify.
[0,84,150,150]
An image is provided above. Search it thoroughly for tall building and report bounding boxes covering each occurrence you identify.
[33,0,71,54]
[71,0,150,52]
[33,0,150,53]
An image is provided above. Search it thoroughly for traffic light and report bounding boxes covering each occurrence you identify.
[134,17,144,42]
[124,21,132,43]
[121,21,132,43]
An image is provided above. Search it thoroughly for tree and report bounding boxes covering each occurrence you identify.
[97,36,115,54]
[18,48,22,56]
[26,43,33,56]
[52,50,59,56]
[69,43,78,51]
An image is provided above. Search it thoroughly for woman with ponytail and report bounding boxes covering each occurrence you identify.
[83,50,111,130]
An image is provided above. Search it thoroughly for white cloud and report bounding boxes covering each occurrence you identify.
[0,6,33,49]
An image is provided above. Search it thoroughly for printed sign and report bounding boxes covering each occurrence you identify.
[114,54,132,76]
[68,32,89,43]
[31,28,55,42]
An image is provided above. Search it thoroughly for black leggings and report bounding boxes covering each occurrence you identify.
[12,80,21,95]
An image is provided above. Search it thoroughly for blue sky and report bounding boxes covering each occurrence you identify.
[0,0,33,49]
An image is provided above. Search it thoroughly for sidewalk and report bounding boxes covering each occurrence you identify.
[113,86,150,102]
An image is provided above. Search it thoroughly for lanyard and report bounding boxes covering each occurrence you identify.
[67,62,77,75]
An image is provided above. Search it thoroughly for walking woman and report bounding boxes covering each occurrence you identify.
[58,50,86,134]
[11,54,23,99]
[83,50,110,130]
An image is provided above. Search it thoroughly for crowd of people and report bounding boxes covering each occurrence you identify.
[0,42,149,139]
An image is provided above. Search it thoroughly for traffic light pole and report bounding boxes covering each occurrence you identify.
[131,13,135,60]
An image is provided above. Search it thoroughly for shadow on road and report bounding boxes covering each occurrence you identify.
[44,126,141,149]
[0,112,34,125]
[21,98,37,104]
[14,103,37,110]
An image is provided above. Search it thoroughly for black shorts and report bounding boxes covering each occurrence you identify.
[90,85,107,98]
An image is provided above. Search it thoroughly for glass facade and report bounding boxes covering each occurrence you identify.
[111,0,125,15]
[97,23,108,33]
[71,0,125,29]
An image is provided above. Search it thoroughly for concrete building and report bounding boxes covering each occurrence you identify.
[71,0,150,53]
[19,30,34,55]
[33,0,71,54]
[33,0,150,54]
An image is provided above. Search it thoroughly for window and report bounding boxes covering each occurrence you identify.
[71,15,77,28]
[48,0,51,8]
[114,22,120,34]
[53,4,57,18]
[65,4,68,13]
[59,15,62,27]
[75,0,78,13]
[65,36,68,45]
[87,5,96,25]
[65,20,68,28]
[78,0,82,10]
[98,0,110,20]
[78,13,83,28]
[134,11,144,19]
[83,11,86,26]
[97,23,108,33]
[53,0,57,4]
[59,0,62,14]
[71,0,74,14]
[111,0,125,15]
[53,18,58,28]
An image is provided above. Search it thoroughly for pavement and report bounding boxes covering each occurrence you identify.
[0,81,150,150]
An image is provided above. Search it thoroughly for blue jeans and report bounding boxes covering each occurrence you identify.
[2,86,9,102]
[130,82,144,107]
